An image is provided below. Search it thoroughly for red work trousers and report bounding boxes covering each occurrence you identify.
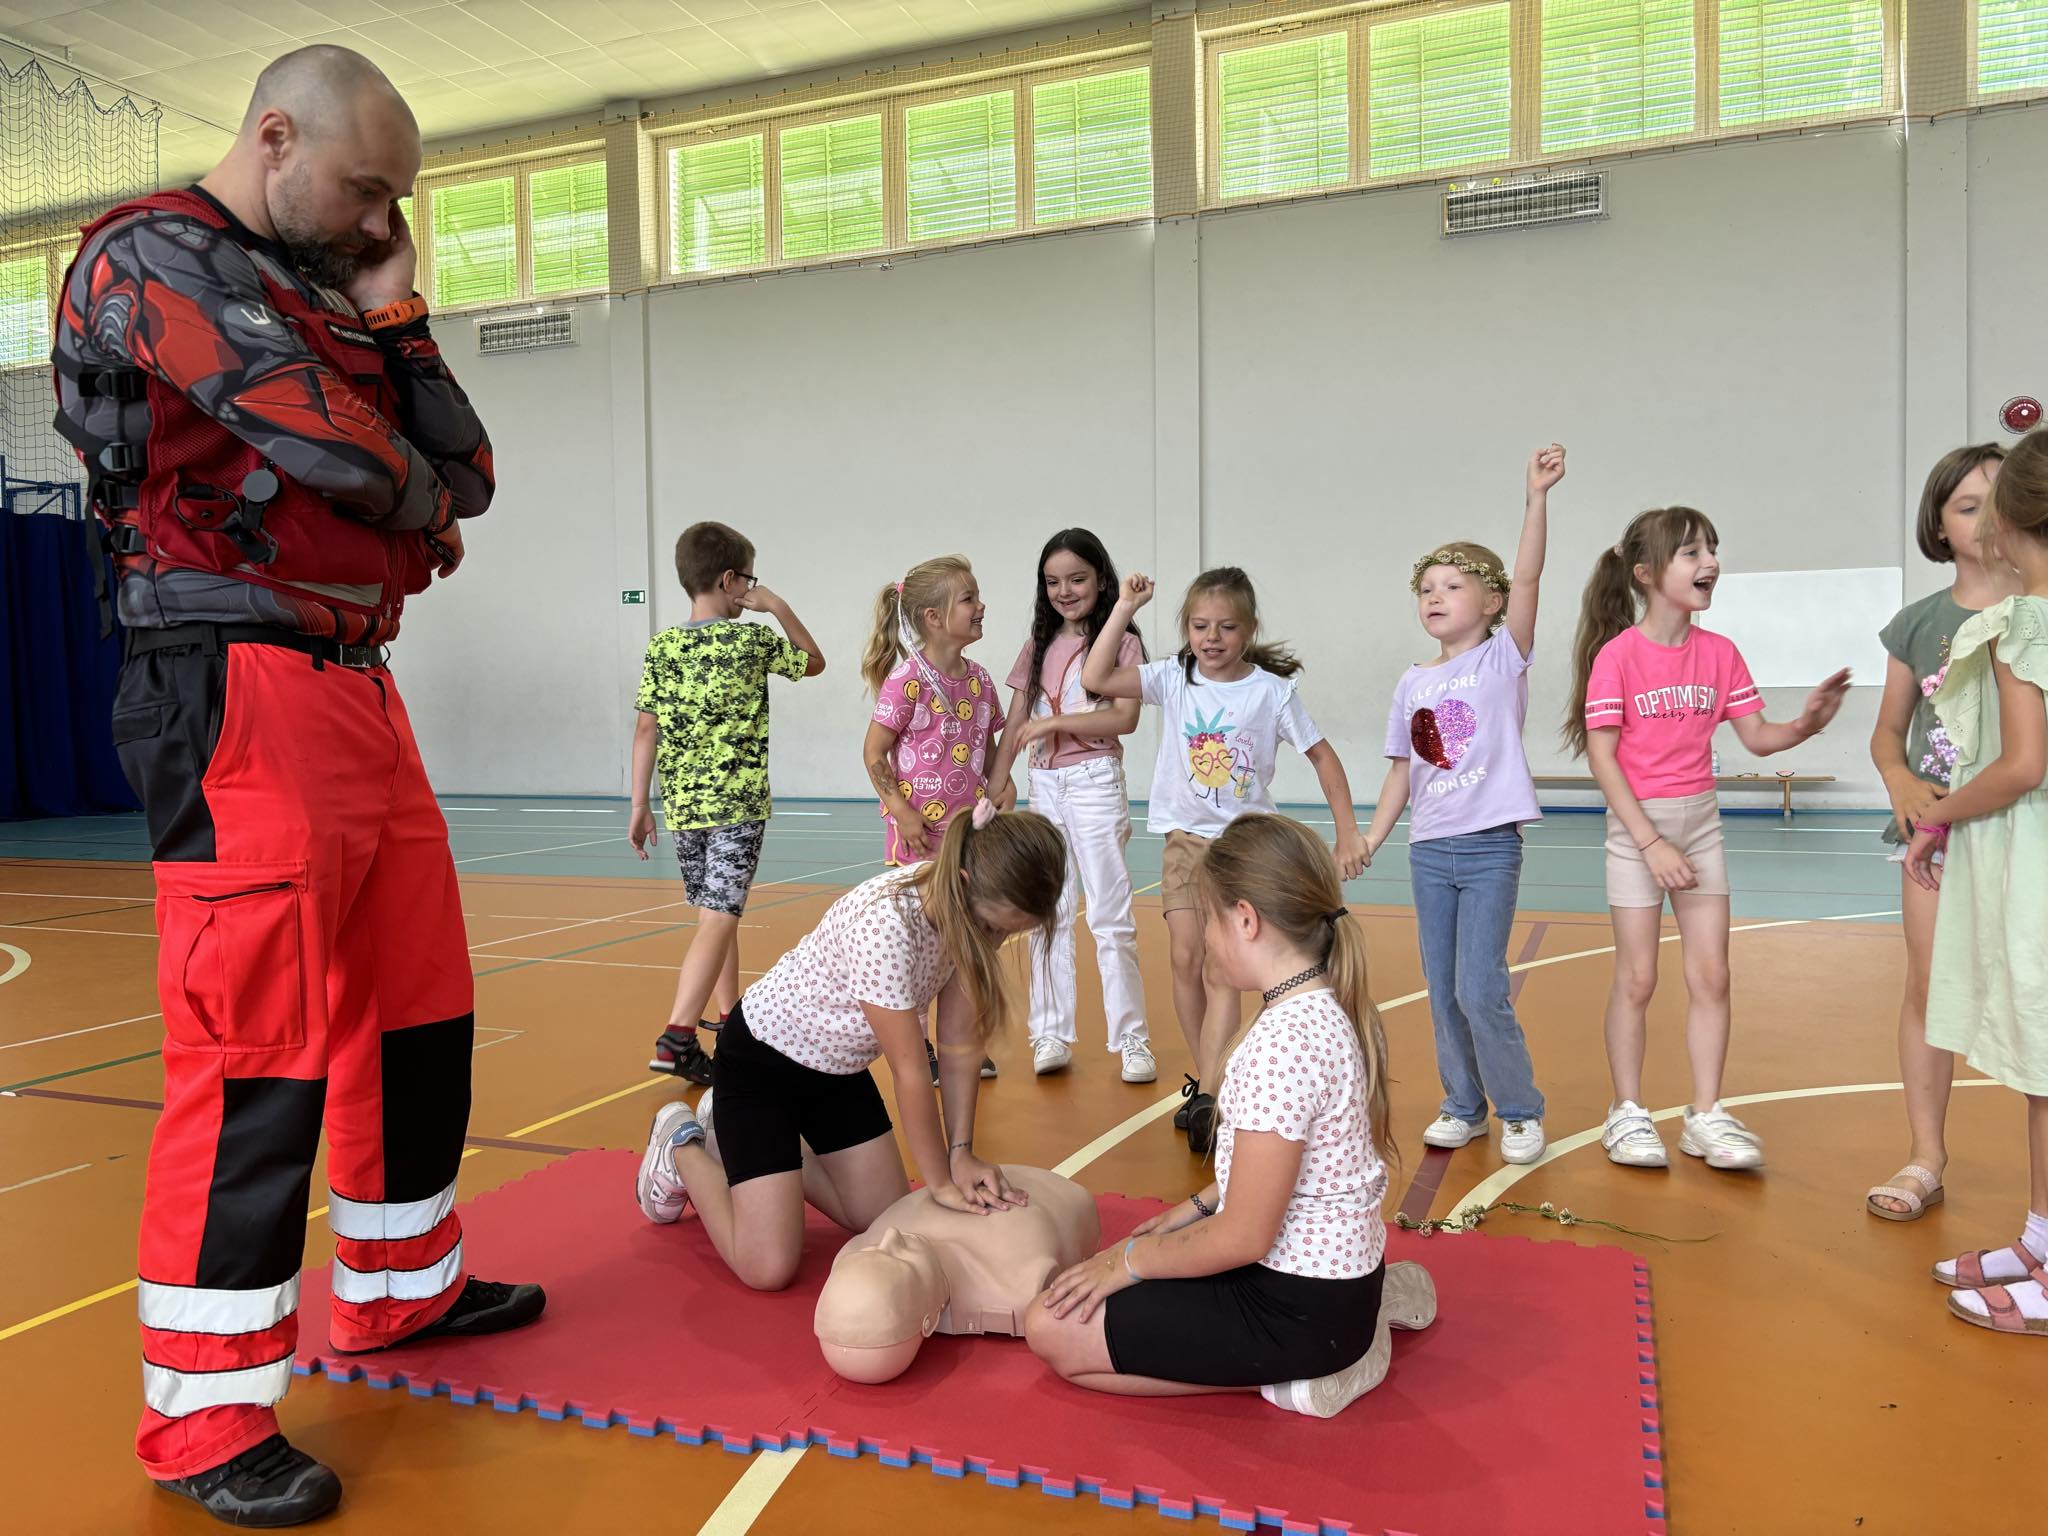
[113,631,473,1480]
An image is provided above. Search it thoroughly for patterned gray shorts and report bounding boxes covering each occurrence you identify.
[671,820,767,916]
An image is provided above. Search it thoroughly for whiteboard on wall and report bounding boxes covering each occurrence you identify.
[1701,567,1898,688]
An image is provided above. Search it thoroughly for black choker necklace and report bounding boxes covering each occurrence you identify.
[1262,964,1328,1005]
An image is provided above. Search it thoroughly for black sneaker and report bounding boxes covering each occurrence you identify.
[336,1277,546,1355]
[650,1027,714,1086]
[154,1434,341,1528]
[1184,1092,1218,1157]
[979,1055,999,1079]
[926,1039,941,1084]
[1173,1074,1201,1130]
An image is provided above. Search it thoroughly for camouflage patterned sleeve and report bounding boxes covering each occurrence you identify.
[71,213,453,533]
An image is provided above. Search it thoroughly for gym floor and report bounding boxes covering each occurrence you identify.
[1,798,2032,1533]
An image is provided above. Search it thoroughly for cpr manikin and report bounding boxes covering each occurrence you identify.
[815,1166,1098,1382]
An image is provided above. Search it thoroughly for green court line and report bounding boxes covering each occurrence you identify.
[1,1051,159,1095]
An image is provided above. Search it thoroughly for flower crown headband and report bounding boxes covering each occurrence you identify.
[1408,548,1509,595]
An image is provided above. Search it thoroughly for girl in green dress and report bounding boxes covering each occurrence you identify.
[1907,428,2048,1337]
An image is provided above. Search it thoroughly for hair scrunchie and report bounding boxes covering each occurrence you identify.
[971,797,998,830]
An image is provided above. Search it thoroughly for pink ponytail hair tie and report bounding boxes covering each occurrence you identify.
[894,580,905,595]
[971,798,997,830]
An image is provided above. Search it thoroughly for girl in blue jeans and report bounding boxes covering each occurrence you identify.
[1363,446,1564,1165]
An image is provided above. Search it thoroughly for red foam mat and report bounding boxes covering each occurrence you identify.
[296,1151,1665,1535]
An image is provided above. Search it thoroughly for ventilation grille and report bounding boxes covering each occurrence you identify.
[1442,172,1605,237]
[476,310,577,354]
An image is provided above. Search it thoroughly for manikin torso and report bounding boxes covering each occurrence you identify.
[814,1166,1100,1382]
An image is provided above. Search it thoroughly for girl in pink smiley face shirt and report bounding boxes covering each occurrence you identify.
[861,557,1005,868]
[1566,508,1851,1176]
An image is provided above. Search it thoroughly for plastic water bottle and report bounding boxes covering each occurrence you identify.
[1712,749,1722,777]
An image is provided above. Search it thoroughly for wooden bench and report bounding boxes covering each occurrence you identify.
[1532,773,1837,821]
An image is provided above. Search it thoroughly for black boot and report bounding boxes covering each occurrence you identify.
[154,1434,341,1528]
[650,1027,714,1086]
[1184,1092,1218,1156]
[1173,1074,1200,1129]
[336,1277,546,1355]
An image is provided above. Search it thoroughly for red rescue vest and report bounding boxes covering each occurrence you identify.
[56,189,431,629]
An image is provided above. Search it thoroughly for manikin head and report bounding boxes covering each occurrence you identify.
[814,1228,949,1383]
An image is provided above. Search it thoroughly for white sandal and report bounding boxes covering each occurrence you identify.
[1866,1164,1944,1223]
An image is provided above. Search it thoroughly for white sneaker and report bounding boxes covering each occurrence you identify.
[1032,1037,1073,1075]
[1499,1119,1546,1165]
[1263,1262,1437,1418]
[1602,1100,1668,1168]
[1421,1112,1487,1149]
[1679,1102,1766,1171]
[636,1100,698,1223]
[1119,1036,1158,1084]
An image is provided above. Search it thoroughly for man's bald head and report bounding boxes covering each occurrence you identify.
[234,45,423,288]
[241,45,418,146]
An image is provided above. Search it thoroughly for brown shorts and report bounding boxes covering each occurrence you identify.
[1160,830,1212,915]
[1604,792,1729,907]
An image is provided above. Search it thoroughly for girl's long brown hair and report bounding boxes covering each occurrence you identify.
[1562,507,1720,757]
[1982,427,2048,565]
[1196,813,1394,1169]
[1177,567,1301,681]
[901,808,1065,1045]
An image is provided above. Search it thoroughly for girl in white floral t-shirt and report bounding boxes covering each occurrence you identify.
[1028,814,1428,1416]
[634,808,1065,1292]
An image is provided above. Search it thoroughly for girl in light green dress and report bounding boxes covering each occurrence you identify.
[1906,427,2048,1338]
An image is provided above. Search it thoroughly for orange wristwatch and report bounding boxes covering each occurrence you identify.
[361,295,429,331]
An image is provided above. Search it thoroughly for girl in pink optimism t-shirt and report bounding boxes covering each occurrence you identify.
[1565,508,1851,1175]
[985,529,1155,1087]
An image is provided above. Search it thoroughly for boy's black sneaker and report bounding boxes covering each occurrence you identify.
[335,1277,547,1355]
[926,1039,941,1084]
[1173,1075,1201,1130]
[979,1055,999,1079]
[153,1434,341,1528]
[650,1027,714,1085]
[1184,1092,1219,1157]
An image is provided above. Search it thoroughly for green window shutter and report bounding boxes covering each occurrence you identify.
[1980,0,2048,96]
[780,115,884,260]
[1540,0,1697,151]
[1369,4,1513,178]
[0,253,50,368]
[671,136,766,274]
[905,90,1017,242]
[1033,67,1152,225]
[430,177,516,308]
[1719,0,1886,126]
[530,161,609,295]
[1216,33,1349,200]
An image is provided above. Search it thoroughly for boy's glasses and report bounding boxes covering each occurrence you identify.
[732,572,759,591]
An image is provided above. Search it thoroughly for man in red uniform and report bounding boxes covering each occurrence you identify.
[52,45,543,1527]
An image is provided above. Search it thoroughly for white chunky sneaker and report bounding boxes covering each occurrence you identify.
[1119,1036,1158,1084]
[636,1101,699,1224]
[1264,1262,1438,1418]
[697,1088,721,1166]
[1602,1100,1669,1168]
[1679,1102,1766,1171]
[1499,1119,1546,1165]
[1032,1037,1073,1075]
[1421,1112,1487,1149]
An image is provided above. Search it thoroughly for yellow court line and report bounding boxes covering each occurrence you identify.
[0,1071,666,1344]
[695,1447,810,1536]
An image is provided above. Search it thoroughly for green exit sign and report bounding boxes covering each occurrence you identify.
[621,589,647,605]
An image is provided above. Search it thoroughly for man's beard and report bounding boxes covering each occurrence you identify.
[269,165,362,289]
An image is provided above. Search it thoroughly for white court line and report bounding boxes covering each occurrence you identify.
[0,924,150,940]
[472,1028,525,1053]
[0,1164,91,1196]
[1444,1078,2005,1216]
[695,1447,810,1536]
[0,945,27,986]
[1,1011,161,1053]
[453,837,622,866]
[0,891,152,901]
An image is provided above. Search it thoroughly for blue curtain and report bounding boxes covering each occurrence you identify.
[1,511,137,819]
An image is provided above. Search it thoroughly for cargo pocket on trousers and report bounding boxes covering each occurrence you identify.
[152,860,311,1053]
